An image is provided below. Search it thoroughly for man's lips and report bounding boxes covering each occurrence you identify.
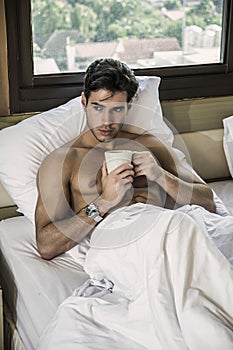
[98,129,113,136]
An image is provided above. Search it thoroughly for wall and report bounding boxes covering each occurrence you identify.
[161,95,233,133]
[0,0,9,115]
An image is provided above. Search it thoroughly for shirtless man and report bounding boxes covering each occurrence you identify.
[35,58,215,260]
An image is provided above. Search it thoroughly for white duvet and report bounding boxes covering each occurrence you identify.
[38,204,233,349]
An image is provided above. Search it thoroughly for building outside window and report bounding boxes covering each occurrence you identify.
[31,0,224,75]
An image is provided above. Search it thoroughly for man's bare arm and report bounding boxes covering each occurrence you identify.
[35,150,134,260]
[155,168,216,212]
[133,135,216,212]
[35,149,98,259]
[36,196,109,260]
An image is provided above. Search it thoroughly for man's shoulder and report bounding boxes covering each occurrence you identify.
[119,128,146,139]
[133,133,171,152]
[119,129,164,149]
[134,132,159,144]
[120,127,158,141]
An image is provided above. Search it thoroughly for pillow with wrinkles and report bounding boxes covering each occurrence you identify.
[0,76,173,223]
[223,115,233,178]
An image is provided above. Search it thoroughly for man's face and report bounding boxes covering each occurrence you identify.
[82,89,129,142]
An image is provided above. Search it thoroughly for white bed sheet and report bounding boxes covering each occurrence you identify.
[0,180,232,349]
[0,216,88,350]
[38,204,233,349]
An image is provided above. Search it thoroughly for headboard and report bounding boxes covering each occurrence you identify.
[173,128,230,181]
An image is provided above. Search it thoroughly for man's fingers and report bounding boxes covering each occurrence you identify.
[112,163,133,175]
[120,169,134,179]
[102,161,108,177]
[121,178,133,187]
[134,170,144,177]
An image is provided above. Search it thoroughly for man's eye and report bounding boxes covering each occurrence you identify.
[93,105,104,111]
[113,107,125,113]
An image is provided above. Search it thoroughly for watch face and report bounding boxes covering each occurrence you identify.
[86,203,103,222]
[86,203,98,217]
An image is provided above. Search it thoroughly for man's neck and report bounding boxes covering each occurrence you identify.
[75,128,117,150]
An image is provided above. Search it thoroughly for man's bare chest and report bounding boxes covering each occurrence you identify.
[70,148,105,209]
[69,142,164,212]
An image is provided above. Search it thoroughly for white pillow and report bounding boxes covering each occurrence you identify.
[124,76,174,145]
[0,77,172,223]
[223,115,233,177]
[0,97,86,223]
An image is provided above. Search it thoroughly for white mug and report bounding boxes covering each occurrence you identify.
[105,150,133,173]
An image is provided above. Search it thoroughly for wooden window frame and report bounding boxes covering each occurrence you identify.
[4,0,233,113]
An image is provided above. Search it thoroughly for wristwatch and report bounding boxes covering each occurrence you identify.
[85,203,103,223]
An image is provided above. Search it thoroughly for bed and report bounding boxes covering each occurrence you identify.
[0,77,233,349]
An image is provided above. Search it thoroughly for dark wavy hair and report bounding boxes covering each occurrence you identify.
[83,58,139,103]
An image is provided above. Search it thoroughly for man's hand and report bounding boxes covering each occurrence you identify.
[101,161,134,207]
[132,151,163,182]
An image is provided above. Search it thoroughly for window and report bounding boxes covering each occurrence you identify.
[31,0,224,74]
[4,0,233,113]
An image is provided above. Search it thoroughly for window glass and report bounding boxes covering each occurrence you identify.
[31,0,224,74]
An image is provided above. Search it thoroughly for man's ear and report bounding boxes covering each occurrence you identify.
[81,92,87,109]
[127,99,133,111]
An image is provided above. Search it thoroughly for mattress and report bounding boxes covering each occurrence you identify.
[0,216,88,350]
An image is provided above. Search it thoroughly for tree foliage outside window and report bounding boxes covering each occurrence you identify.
[31,0,224,74]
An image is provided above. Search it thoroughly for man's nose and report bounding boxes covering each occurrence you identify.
[101,109,112,125]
